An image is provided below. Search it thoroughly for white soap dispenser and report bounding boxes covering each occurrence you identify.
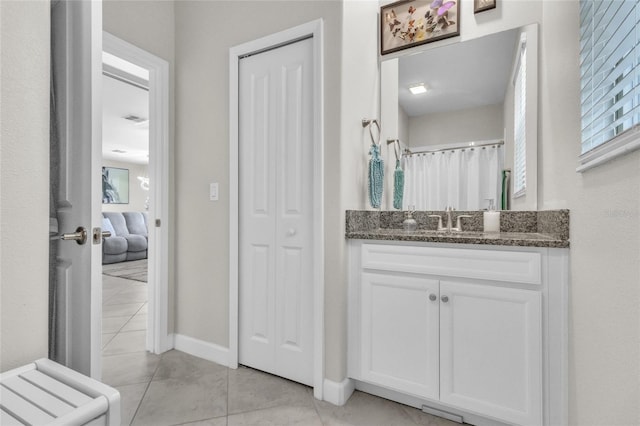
[483,199,500,233]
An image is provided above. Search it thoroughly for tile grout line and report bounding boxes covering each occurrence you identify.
[129,373,154,426]
[129,349,163,426]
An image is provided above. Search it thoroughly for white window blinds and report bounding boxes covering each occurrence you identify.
[580,0,640,154]
[513,35,527,197]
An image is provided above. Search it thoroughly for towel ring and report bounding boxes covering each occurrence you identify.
[386,138,402,162]
[362,118,381,147]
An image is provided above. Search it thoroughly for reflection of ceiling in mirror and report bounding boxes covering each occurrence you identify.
[398,28,518,117]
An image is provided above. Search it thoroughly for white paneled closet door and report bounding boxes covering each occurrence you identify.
[238,38,314,386]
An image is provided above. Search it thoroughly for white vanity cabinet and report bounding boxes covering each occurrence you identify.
[348,241,568,426]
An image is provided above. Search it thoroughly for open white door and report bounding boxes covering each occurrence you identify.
[51,0,103,378]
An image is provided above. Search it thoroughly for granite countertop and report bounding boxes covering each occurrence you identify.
[345,210,570,248]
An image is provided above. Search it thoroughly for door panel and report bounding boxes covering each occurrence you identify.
[360,272,440,400]
[439,280,542,425]
[239,38,314,386]
[50,0,103,377]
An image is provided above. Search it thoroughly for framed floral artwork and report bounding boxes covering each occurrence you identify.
[380,0,460,56]
[474,0,496,13]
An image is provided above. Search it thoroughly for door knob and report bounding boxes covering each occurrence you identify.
[429,294,437,301]
[60,227,88,245]
[93,227,111,245]
[441,295,449,303]
[287,228,297,236]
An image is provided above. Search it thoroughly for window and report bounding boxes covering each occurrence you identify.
[579,0,640,171]
[513,34,527,197]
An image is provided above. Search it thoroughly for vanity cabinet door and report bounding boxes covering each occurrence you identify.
[439,280,542,425]
[361,272,440,400]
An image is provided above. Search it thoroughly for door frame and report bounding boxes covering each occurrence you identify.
[229,19,325,399]
[103,32,171,354]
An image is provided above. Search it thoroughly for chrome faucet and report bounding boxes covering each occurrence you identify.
[445,206,454,231]
[428,214,444,231]
[428,206,454,232]
[428,206,472,232]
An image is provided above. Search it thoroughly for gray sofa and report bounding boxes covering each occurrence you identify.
[102,212,149,264]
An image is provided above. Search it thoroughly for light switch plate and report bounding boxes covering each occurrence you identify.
[209,183,219,201]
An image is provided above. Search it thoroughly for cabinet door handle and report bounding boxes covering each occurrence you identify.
[441,295,449,303]
[429,293,437,301]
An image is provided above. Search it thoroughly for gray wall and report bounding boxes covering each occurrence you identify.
[173,0,345,380]
[0,0,50,371]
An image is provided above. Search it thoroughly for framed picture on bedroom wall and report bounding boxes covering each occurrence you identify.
[102,167,129,204]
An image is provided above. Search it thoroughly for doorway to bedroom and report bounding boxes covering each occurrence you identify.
[99,33,171,385]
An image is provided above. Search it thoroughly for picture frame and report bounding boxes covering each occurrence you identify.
[102,167,129,204]
[380,0,460,56]
[474,0,496,14]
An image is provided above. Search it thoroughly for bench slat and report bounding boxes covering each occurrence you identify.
[2,375,75,418]
[20,370,93,407]
[0,386,55,425]
[0,408,24,426]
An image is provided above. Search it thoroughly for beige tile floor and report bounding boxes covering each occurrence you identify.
[102,271,458,426]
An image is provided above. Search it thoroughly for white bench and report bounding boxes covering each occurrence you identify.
[0,359,120,426]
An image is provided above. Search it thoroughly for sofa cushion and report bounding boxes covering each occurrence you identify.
[126,250,147,262]
[103,236,127,255]
[102,212,129,236]
[102,216,116,237]
[103,252,127,264]
[123,212,147,237]
[124,234,147,252]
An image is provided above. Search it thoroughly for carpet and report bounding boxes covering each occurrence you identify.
[102,259,148,283]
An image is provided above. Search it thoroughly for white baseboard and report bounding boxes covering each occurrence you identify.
[323,378,355,406]
[171,333,229,367]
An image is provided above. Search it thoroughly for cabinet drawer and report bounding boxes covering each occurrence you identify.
[361,244,542,285]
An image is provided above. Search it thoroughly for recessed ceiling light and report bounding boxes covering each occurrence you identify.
[409,83,428,95]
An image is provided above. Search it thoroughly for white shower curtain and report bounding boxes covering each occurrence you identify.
[403,145,503,211]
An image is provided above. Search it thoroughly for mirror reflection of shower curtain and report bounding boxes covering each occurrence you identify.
[403,145,503,211]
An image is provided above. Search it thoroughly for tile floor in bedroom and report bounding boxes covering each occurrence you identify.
[102,270,458,426]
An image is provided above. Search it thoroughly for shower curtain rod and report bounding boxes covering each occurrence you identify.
[403,140,504,156]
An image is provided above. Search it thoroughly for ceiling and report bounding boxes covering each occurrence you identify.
[398,28,518,117]
[102,72,149,165]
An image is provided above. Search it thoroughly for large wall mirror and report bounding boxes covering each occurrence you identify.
[381,24,538,211]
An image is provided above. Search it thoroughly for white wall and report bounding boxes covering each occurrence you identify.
[538,2,640,424]
[408,103,503,147]
[340,0,381,377]
[0,0,50,372]
[102,160,149,213]
[102,0,176,332]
